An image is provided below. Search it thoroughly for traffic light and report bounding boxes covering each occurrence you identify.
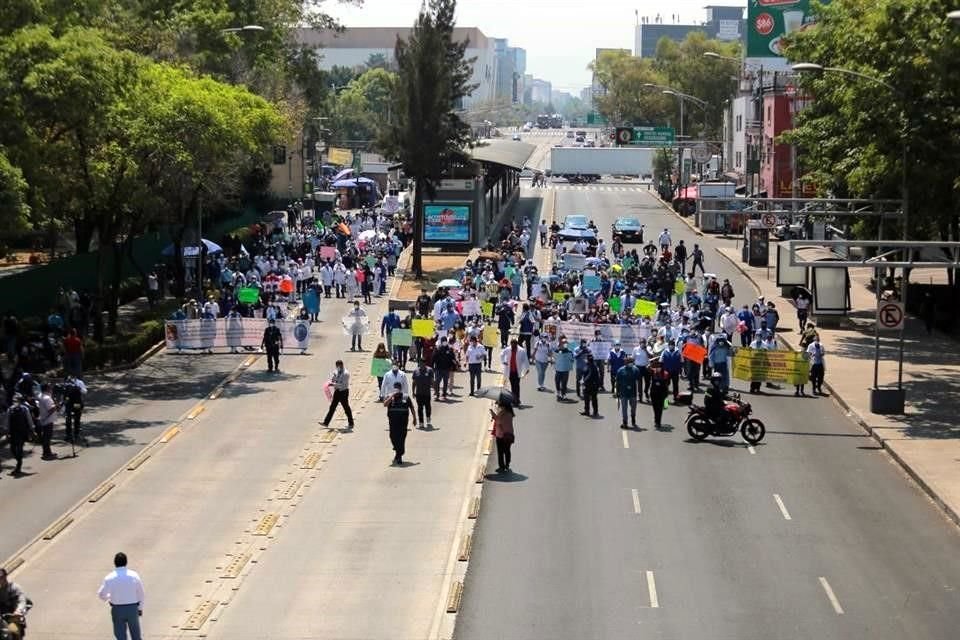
[614,127,633,146]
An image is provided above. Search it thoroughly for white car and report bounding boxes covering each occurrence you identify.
[521,123,533,132]
[512,133,521,141]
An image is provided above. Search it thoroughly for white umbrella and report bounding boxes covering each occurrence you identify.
[358,229,378,241]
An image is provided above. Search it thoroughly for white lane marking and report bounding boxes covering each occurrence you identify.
[646,570,659,608]
[632,489,642,514]
[747,445,756,455]
[773,494,792,521]
[622,430,630,449]
[819,577,844,614]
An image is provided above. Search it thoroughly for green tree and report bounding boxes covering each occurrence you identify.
[588,50,672,126]
[784,0,960,253]
[0,152,30,233]
[380,0,475,278]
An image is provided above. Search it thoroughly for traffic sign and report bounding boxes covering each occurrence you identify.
[877,301,904,331]
[632,126,675,146]
[692,143,712,163]
[615,128,633,145]
[761,213,777,227]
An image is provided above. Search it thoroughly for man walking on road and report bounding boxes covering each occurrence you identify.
[385,382,416,465]
[580,353,601,418]
[380,362,409,399]
[97,552,145,640]
[322,360,355,429]
[466,336,486,395]
[37,383,58,460]
[691,244,705,276]
[806,338,826,395]
[411,360,434,429]
[658,228,672,253]
[500,338,529,407]
[260,318,283,373]
[615,356,640,429]
[6,395,33,476]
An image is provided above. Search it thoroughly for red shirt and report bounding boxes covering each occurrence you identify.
[510,347,518,374]
[64,335,83,354]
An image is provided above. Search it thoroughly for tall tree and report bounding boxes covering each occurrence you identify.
[380,0,475,278]
[589,50,672,126]
[784,0,960,257]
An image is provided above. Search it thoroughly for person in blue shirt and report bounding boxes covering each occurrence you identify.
[381,309,401,354]
[736,305,755,347]
[614,356,640,429]
[553,340,575,401]
[439,304,460,332]
[708,336,732,393]
[573,339,591,397]
[660,339,683,400]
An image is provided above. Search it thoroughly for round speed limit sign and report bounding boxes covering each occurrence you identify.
[761,213,777,227]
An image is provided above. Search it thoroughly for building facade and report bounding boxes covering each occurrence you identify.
[529,79,552,105]
[634,5,744,58]
[297,27,497,109]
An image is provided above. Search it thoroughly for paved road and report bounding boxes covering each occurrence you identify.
[455,188,960,639]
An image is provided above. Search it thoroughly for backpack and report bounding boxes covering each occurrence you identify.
[64,382,83,405]
[8,405,31,439]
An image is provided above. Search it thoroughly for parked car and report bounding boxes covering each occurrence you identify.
[512,133,521,141]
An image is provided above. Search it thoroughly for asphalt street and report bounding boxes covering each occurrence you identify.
[454,181,960,640]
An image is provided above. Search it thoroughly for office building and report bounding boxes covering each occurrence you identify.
[634,5,745,58]
[297,27,497,109]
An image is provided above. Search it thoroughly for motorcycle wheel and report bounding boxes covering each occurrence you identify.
[741,418,766,445]
[687,416,710,441]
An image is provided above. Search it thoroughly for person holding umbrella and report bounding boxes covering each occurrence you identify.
[490,398,515,473]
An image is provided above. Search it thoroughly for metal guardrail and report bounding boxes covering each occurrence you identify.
[785,240,960,268]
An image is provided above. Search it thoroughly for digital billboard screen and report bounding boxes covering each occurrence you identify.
[423,204,471,243]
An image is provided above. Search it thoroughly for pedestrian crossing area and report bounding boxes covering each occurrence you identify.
[523,183,652,192]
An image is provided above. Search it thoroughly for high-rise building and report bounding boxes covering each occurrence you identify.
[530,79,552,106]
[297,27,497,109]
[634,5,745,58]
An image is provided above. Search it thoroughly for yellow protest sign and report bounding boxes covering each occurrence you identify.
[411,318,435,338]
[481,301,494,317]
[552,292,566,303]
[632,299,657,317]
[732,348,810,385]
[328,147,353,166]
[674,279,686,296]
[483,325,500,348]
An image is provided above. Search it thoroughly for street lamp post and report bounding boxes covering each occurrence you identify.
[220,25,266,34]
[642,83,709,188]
[792,62,911,405]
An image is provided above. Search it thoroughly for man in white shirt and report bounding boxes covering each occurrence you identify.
[632,341,651,400]
[466,336,487,395]
[538,221,548,247]
[720,306,738,337]
[658,228,672,251]
[97,552,145,640]
[37,383,57,460]
[380,363,409,400]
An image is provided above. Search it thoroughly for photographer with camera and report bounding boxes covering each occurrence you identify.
[0,567,30,640]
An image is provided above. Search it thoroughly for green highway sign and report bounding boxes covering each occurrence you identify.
[632,126,675,146]
[587,111,608,125]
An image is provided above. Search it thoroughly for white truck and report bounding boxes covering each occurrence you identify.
[549,147,655,183]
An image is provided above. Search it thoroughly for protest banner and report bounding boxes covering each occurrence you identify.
[607,297,622,313]
[681,342,707,365]
[582,275,602,291]
[164,319,310,351]
[237,287,260,304]
[556,322,646,352]
[411,319,435,338]
[481,301,494,317]
[674,279,686,296]
[483,325,500,348]
[462,299,481,316]
[319,246,336,261]
[632,299,658,317]
[589,341,612,361]
[370,358,392,377]
[365,255,377,268]
[391,328,412,347]
[568,297,588,314]
[622,256,635,269]
[552,292,567,303]
[732,348,810,385]
[303,289,320,315]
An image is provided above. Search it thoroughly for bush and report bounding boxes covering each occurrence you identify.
[117,276,144,305]
[82,318,165,369]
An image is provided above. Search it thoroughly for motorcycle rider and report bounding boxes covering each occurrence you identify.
[0,568,29,640]
[704,371,730,431]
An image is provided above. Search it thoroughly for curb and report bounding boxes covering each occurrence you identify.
[648,190,703,237]
[712,245,960,529]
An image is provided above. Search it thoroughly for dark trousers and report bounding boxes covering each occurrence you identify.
[394,346,409,369]
[669,372,680,398]
[509,371,521,405]
[686,360,701,390]
[469,363,482,394]
[692,259,705,276]
[41,422,54,457]
[389,422,408,460]
[485,347,493,368]
[583,389,598,415]
[637,367,650,399]
[351,334,363,350]
[110,602,141,640]
[555,371,569,397]
[810,363,825,392]
[518,333,532,356]
[323,389,354,426]
[434,369,450,397]
[10,437,25,471]
[266,347,280,371]
[651,393,667,427]
[415,394,432,424]
[65,404,83,440]
[499,328,510,349]
[496,437,512,469]
[324,285,332,298]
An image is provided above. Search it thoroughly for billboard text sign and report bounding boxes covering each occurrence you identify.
[423,203,471,243]
[747,0,823,58]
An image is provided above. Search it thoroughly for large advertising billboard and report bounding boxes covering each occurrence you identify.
[747,0,823,58]
[423,203,471,243]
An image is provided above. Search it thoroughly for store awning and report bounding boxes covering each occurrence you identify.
[469,139,536,170]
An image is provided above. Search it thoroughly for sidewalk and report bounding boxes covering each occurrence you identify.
[713,243,960,526]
